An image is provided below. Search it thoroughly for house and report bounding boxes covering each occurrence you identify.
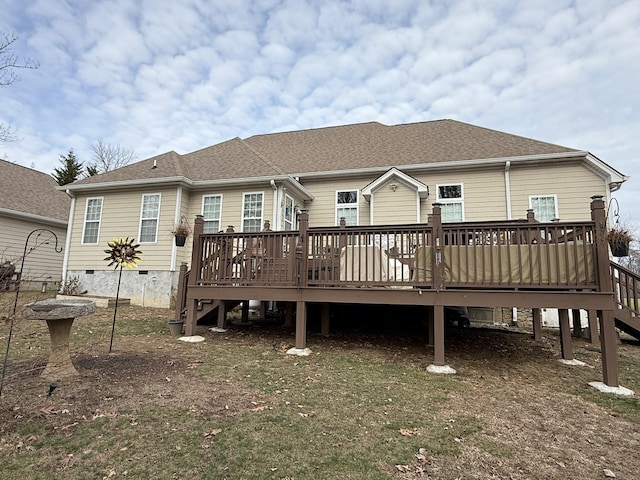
[61,119,639,391]
[61,119,627,308]
[0,159,70,291]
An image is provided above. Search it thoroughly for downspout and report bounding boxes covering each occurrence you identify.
[416,191,421,223]
[60,189,76,291]
[270,180,279,229]
[504,161,512,220]
[171,186,183,271]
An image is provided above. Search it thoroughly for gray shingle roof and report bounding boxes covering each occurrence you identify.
[69,119,579,187]
[0,159,70,222]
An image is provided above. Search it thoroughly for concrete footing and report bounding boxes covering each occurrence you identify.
[209,327,227,333]
[179,335,205,343]
[588,381,635,396]
[286,347,312,356]
[558,358,587,366]
[427,364,456,374]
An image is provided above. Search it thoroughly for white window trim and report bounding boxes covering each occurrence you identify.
[529,194,559,222]
[436,183,464,222]
[202,194,223,233]
[284,193,295,231]
[81,196,103,245]
[138,193,161,243]
[335,189,359,226]
[241,191,264,232]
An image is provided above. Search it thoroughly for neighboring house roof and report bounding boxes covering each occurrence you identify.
[0,159,70,224]
[64,119,627,190]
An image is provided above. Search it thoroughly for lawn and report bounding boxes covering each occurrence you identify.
[1,292,640,479]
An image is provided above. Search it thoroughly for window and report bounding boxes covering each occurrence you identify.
[139,193,161,242]
[529,195,558,222]
[242,192,264,232]
[284,194,295,231]
[82,197,103,244]
[436,184,464,222]
[202,195,222,233]
[336,190,358,225]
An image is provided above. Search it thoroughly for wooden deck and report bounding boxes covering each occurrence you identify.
[178,197,640,389]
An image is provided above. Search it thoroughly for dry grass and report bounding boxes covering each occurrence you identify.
[1,293,639,479]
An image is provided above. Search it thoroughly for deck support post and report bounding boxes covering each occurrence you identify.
[241,301,249,323]
[532,308,542,341]
[587,310,599,345]
[185,298,198,336]
[217,301,227,329]
[321,303,330,336]
[433,305,445,366]
[295,301,307,349]
[426,306,434,347]
[599,310,619,387]
[558,309,573,360]
[572,309,582,337]
[284,302,294,327]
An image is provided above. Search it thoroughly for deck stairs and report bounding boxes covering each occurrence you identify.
[179,297,242,324]
[611,261,640,340]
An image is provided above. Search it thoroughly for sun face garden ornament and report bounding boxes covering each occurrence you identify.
[104,237,142,352]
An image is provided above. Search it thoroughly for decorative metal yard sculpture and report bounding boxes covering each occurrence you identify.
[104,237,141,353]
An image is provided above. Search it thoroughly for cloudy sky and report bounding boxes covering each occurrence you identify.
[2,0,639,230]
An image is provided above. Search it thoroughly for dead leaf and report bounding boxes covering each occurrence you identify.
[251,405,267,412]
[395,465,409,472]
[603,469,616,478]
[399,428,417,436]
[40,406,59,415]
[204,429,222,438]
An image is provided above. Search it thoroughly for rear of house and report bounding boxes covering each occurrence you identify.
[61,120,627,308]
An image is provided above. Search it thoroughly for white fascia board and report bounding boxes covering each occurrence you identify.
[0,208,68,227]
[60,175,315,200]
[583,153,629,191]
[291,151,591,180]
[362,167,429,201]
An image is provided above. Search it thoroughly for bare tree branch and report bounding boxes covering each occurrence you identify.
[88,138,137,174]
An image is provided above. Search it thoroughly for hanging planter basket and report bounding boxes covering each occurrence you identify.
[174,235,187,247]
[607,228,632,257]
[172,216,191,247]
[609,239,630,257]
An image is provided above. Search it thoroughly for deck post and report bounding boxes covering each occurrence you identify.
[175,262,188,321]
[532,308,542,341]
[217,301,227,329]
[431,204,444,291]
[241,301,249,323]
[321,303,330,336]
[558,309,573,360]
[296,210,309,288]
[426,306,434,347]
[184,215,204,336]
[433,305,445,366]
[295,301,307,349]
[587,309,600,345]
[284,302,294,327]
[571,309,582,337]
[598,309,619,387]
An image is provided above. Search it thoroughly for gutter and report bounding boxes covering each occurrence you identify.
[0,207,67,227]
[60,189,76,289]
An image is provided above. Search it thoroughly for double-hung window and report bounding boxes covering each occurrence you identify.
[82,197,103,244]
[242,192,263,232]
[139,193,161,243]
[202,195,222,233]
[283,194,295,231]
[336,190,358,225]
[436,184,464,222]
[529,195,558,222]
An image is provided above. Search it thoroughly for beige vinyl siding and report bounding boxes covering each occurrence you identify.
[414,167,506,222]
[187,185,275,233]
[69,187,178,270]
[509,162,605,221]
[302,178,370,227]
[0,215,66,283]
[372,181,418,224]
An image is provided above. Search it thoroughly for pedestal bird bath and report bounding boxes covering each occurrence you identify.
[22,299,96,380]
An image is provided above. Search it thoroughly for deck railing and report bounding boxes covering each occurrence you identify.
[611,261,640,316]
[185,201,607,293]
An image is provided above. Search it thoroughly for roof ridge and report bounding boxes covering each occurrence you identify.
[246,121,386,140]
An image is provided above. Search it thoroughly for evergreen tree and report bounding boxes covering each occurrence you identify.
[52,149,83,185]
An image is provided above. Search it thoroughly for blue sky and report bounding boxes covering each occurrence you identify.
[1,0,639,231]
